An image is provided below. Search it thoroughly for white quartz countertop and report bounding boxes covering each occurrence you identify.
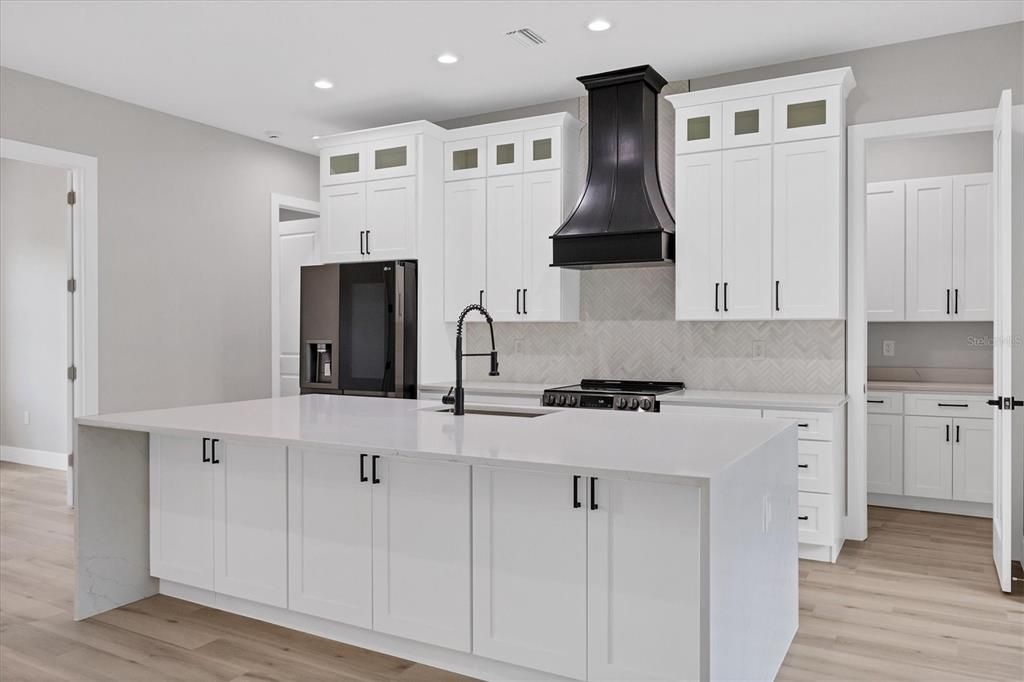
[77,394,793,483]
[420,381,847,410]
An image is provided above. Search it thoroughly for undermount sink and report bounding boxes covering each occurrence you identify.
[432,406,552,418]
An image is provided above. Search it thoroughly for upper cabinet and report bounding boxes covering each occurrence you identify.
[668,68,855,321]
[865,182,906,321]
[317,121,444,263]
[444,137,486,181]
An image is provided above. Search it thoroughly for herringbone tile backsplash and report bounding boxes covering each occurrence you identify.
[466,267,846,394]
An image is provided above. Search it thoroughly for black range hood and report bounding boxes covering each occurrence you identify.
[551,65,675,269]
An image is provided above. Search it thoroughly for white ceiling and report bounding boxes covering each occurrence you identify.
[2,1,1021,154]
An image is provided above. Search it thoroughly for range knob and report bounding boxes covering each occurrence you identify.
[544,393,556,406]
[629,398,640,410]
[568,395,578,407]
[557,394,567,406]
[616,397,628,409]
[640,398,653,411]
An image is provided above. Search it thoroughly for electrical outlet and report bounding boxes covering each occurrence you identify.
[23,411,30,425]
[513,338,525,354]
[752,340,767,359]
[882,340,895,357]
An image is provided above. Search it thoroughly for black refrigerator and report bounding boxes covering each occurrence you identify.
[299,260,417,399]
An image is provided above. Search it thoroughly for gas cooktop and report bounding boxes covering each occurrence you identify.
[542,379,685,412]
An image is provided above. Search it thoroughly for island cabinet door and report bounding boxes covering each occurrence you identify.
[472,467,587,680]
[150,434,214,590]
[287,448,372,627]
[212,440,288,608]
[588,477,702,682]
[371,456,471,652]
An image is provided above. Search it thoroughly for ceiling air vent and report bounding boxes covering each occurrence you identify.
[506,27,546,47]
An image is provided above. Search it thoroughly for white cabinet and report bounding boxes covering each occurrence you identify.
[371,456,471,652]
[772,86,842,142]
[904,415,953,499]
[523,126,563,172]
[772,137,843,319]
[722,96,772,148]
[321,142,366,186]
[952,174,993,320]
[485,174,525,320]
[906,177,954,320]
[472,467,587,679]
[364,176,416,260]
[952,418,993,503]
[675,102,722,154]
[287,447,372,627]
[721,145,772,318]
[867,413,904,495]
[443,178,487,319]
[522,170,573,321]
[866,182,906,321]
[322,183,366,263]
[367,136,416,181]
[487,132,524,175]
[444,137,485,181]
[675,151,722,320]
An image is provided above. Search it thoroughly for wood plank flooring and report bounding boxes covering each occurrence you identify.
[2,461,1022,681]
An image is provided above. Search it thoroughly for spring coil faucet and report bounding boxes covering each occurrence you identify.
[448,303,499,416]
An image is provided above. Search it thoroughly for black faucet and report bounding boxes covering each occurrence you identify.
[447,304,499,416]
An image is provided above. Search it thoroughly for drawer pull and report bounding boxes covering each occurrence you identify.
[867,399,884,404]
[797,463,809,469]
[937,403,968,408]
[798,515,809,521]
[797,423,810,428]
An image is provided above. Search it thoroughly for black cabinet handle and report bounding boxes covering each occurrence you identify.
[954,289,959,314]
[937,403,968,408]
[867,399,884,404]
[522,289,527,315]
[572,475,581,509]
[987,398,1001,407]
[715,283,720,312]
[359,454,368,482]
[590,477,598,510]
[516,289,521,315]
[365,230,370,255]
[775,281,780,312]
[798,464,809,469]
[956,425,960,443]
[359,230,365,255]
[210,438,220,464]
[202,437,210,463]
[723,282,728,312]
[371,455,381,484]
[798,515,809,521]
[798,423,810,428]
[479,290,484,306]
[946,289,950,314]
[946,424,950,442]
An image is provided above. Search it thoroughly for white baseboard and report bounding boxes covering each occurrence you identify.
[0,445,68,470]
[868,493,991,518]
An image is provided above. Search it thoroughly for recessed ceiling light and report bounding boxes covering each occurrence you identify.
[311,135,321,140]
[587,19,612,32]
[313,79,333,89]
[437,53,459,64]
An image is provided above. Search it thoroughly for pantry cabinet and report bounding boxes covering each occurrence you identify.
[906,177,954,320]
[952,174,994,320]
[865,182,906,321]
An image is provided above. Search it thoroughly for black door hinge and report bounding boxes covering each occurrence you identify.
[67,190,76,206]
[67,278,77,293]
[67,366,77,381]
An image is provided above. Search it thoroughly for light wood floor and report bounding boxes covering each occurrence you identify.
[1,462,1021,681]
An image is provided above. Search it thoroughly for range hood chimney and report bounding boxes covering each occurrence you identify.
[551,65,675,269]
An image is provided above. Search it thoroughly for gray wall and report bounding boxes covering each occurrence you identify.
[867,132,992,182]
[1,158,70,453]
[0,67,319,413]
[868,322,994,370]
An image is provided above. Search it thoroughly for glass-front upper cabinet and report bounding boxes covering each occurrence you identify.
[444,137,486,181]
[367,136,417,180]
[675,103,722,154]
[722,96,773,148]
[321,143,367,185]
[772,86,841,142]
[523,126,562,172]
[487,132,524,176]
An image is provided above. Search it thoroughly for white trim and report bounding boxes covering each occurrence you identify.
[316,120,445,148]
[846,108,996,542]
[269,193,319,398]
[868,494,991,519]
[446,111,583,140]
[0,445,68,471]
[666,67,856,109]
[0,138,98,418]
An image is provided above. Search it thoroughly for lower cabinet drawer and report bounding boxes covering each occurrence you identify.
[797,441,833,494]
[660,404,762,418]
[763,409,834,441]
[867,391,903,414]
[797,492,834,546]
[903,393,992,419]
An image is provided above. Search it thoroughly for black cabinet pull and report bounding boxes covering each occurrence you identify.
[798,423,810,428]
[945,424,950,442]
[798,464,809,469]
[522,289,527,315]
[479,290,484,306]
[946,288,950,314]
[572,475,581,509]
[987,398,1001,407]
[954,289,959,314]
[723,282,728,312]
[516,289,521,315]
[937,403,968,408]
[715,283,720,312]
[359,454,368,482]
[365,230,370,255]
[867,399,884,404]
[956,425,960,443]
[210,438,220,464]
[359,230,365,255]
[202,437,210,463]
[590,477,598,510]
[798,515,809,521]
[371,455,381,484]
[775,281,780,312]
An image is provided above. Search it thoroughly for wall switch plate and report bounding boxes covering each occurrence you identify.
[882,340,895,357]
[23,411,30,425]
[752,340,767,359]
[513,338,525,354]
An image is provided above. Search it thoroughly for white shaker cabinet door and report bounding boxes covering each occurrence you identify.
[675,151,723,320]
[443,178,488,321]
[287,448,373,627]
[952,173,993,321]
[866,413,904,495]
[721,145,772,319]
[150,435,214,590]
[322,183,366,263]
[364,176,416,261]
[371,456,471,652]
[472,467,587,680]
[588,478,702,682]
[903,416,952,500]
[952,418,993,503]
[905,177,953,320]
[865,182,906,321]
[522,169,570,321]
[486,174,525,321]
[771,138,843,319]
[213,440,288,607]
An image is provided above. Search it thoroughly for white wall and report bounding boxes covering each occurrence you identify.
[867,321,994,370]
[867,132,992,182]
[0,67,319,413]
[0,158,69,455]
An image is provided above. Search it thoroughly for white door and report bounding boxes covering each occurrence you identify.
[277,217,318,396]
[991,89,1014,593]
[287,448,372,627]
[675,151,722,320]
[322,183,365,263]
[213,440,288,607]
[952,173,994,320]
[472,467,587,680]
[371,456,471,652]
[721,145,772,319]
[772,137,842,319]
[866,413,904,495]
[522,170,564,321]
[149,435,214,590]
[903,416,952,500]
[588,477,702,682]
[865,181,906,321]
[486,174,525,321]
[443,179,487,321]
[905,177,953,320]
[952,419,993,504]
[365,176,416,260]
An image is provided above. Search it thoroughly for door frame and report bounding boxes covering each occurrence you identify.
[846,108,996,542]
[269,193,319,397]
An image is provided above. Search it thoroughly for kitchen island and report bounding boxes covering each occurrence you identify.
[75,394,798,682]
